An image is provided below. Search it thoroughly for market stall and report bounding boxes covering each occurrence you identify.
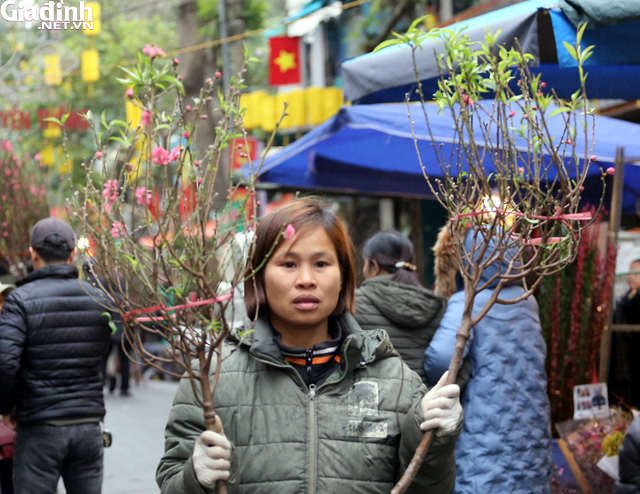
[341,0,640,104]
[250,101,640,213]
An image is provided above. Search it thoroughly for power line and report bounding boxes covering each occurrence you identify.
[0,0,373,88]
[100,0,182,20]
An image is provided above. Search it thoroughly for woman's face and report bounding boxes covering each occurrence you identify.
[264,226,342,346]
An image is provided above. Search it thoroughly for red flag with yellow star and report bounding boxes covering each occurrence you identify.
[269,37,301,85]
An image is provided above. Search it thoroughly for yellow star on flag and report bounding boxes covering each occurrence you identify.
[274,50,297,73]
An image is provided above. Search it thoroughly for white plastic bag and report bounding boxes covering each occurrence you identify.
[596,454,619,481]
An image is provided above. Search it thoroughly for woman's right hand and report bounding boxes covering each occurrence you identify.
[192,430,231,488]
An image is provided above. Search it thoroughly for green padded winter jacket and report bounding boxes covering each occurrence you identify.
[156,312,460,494]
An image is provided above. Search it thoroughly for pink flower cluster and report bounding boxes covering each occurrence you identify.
[111,221,126,238]
[142,44,166,59]
[151,146,181,166]
[102,179,118,203]
[141,111,151,127]
[135,186,152,206]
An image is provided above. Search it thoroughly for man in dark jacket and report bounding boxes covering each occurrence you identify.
[611,259,640,409]
[0,217,112,494]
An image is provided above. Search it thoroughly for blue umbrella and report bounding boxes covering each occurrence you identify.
[341,0,640,104]
[247,101,640,213]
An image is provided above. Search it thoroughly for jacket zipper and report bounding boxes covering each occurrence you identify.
[308,383,317,494]
[250,338,357,494]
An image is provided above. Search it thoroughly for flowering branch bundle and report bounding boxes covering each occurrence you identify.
[67,46,269,494]
[0,139,49,275]
[377,23,607,493]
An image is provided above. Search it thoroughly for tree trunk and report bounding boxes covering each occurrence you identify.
[225,0,247,81]
[177,0,228,210]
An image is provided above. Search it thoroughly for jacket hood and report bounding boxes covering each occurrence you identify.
[462,227,522,289]
[433,225,460,300]
[357,275,443,328]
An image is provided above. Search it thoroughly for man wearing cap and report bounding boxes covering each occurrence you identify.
[0,217,112,494]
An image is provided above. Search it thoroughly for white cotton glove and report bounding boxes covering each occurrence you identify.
[192,430,232,488]
[420,371,463,437]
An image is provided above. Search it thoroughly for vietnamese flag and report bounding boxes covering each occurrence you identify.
[269,37,301,85]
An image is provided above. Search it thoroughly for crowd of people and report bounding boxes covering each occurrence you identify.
[0,198,639,493]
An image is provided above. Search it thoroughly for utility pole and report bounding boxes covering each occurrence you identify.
[439,0,453,23]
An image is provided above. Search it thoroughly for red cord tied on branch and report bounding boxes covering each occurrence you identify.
[453,209,593,244]
[452,209,593,223]
[122,293,233,323]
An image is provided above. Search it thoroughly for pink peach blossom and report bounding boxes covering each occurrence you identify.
[135,186,152,206]
[102,179,118,203]
[141,111,151,127]
[284,223,296,241]
[142,44,166,58]
[151,147,169,165]
[111,221,126,238]
[168,147,181,163]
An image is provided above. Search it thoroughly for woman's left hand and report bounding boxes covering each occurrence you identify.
[420,371,462,437]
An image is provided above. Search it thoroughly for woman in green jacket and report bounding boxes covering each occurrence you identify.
[355,230,445,383]
[156,197,462,494]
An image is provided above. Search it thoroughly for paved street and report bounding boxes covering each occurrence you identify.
[57,378,180,494]
[103,378,180,493]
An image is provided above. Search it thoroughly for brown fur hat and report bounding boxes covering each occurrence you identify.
[432,224,460,300]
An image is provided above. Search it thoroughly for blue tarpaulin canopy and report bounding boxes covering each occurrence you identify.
[341,0,640,104]
[249,102,640,213]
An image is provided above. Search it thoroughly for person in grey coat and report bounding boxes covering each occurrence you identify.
[355,230,444,383]
[615,414,640,493]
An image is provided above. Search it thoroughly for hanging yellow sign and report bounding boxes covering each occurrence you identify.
[83,2,101,36]
[81,49,100,82]
[44,54,62,85]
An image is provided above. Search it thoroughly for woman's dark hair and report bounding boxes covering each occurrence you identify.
[244,197,356,320]
[362,229,421,287]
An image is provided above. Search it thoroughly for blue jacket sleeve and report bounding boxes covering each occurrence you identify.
[424,291,465,385]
